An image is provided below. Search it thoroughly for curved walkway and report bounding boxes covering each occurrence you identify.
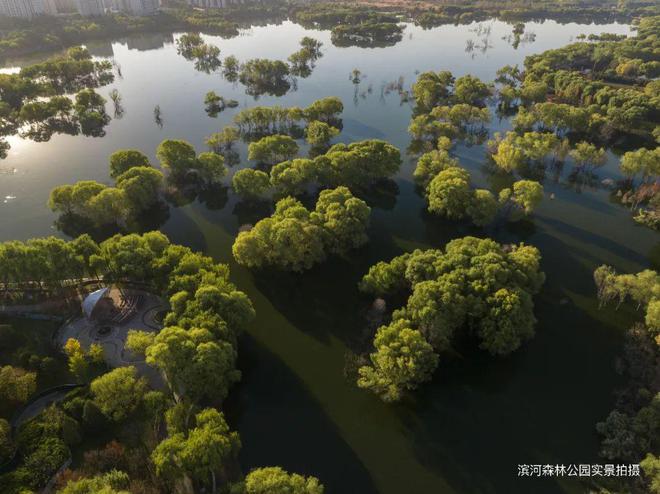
[12,384,82,429]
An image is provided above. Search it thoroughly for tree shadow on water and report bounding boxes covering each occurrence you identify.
[396,280,625,494]
[250,256,371,347]
[250,226,405,348]
[224,332,378,494]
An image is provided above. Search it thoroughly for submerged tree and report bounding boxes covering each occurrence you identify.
[247,134,299,165]
[232,187,370,271]
[232,168,271,200]
[357,237,545,401]
[157,139,227,184]
[239,59,291,97]
[305,121,340,150]
[357,319,438,402]
[243,466,325,494]
[109,149,151,179]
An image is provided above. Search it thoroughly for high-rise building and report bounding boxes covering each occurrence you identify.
[51,0,77,13]
[186,0,242,8]
[111,0,157,15]
[75,0,104,15]
[42,0,58,14]
[0,0,44,18]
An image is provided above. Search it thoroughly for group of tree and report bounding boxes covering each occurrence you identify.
[0,230,325,493]
[487,130,610,176]
[408,71,492,145]
[0,46,114,156]
[425,166,543,226]
[357,236,545,401]
[156,139,227,184]
[593,265,659,493]
[206,126,241,154]
[411,1,652,28]
[331,21,403,48]
[497,16,660,143]
[412,71,491,112]
[233,186,371,271]
[238,58,292,97]
[48,149,164,229]
[176,32,221,73]
[414,136,544,225]
[48,139,230,231]
[288,37,324,78]
[618,146,660,230]
[233,139,402,198]
[232,96,343,138]
[293,4,403,48]
[0,5,295,61]
[216,35,324,96]
[63,338,105,382]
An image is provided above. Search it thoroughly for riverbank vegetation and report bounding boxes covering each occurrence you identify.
[1,0,659,63]
[0,2,291,61]
[0,232,324,493]
[593,266,659,493]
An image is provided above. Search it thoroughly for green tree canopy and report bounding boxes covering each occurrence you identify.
[0,365,36,404]
[620,147,659,183]
[357,319,438,402]
[152,407,240,492]
[90,366,147,421]
[305,121,339,148]
[157,139,227,183]
[357,237,545,400]
[243,466,325,494]
[594,266,660,337]
[247,135,299,165]
[146,326,240,404]
[108,149,150,179]
[427,167,473,220]
[233,187,370,271]
[232,169,271,199]
[58,470,130,494]
[303,96,343,123]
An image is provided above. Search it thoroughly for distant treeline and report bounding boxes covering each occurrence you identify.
[2,0,658,60]
[0,1,289,60]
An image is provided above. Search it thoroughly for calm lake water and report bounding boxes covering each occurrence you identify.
[1,18,657,494]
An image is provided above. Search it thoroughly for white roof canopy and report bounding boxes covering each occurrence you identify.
[82,287,109,319]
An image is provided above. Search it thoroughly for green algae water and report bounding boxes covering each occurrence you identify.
[1,18,656,494]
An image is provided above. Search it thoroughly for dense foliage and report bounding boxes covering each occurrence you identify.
[593,266,659,493]
[49,162,164,230]
[358,237,545,401]
[232,138,401,199]
[233,187,370,271]
[233,96,343,139]
[503,16,660,143]
[0,231,322,493]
